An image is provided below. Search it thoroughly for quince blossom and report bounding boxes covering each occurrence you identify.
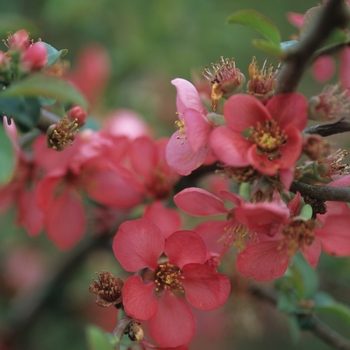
[113,218,230,347]
[209,93,307,185]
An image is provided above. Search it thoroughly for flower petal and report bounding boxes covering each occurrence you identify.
[165,231,207,268]
[122,276,158,321]
[236,241,289,281]
[113,218,164,271]
[182,263,230,310]
[149,290,195,347]
[302,237,322,268]
[266,93,307,131]
[174,187,227,216]
[224,94,271,132]
[210,126,251,167]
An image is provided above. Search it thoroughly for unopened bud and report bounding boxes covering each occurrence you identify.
[21,42,48,72]
[0,51,10,72]
[67,106,87,127]
[7,29,30,52]
[302,134,330,160]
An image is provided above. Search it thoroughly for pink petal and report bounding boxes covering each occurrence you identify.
[236,241,289,281]
[210,126,251,167]
[327,175,350,188]
[45,187,86,249]
[143,201,182,239]
[247,145,280,176]
[224,94,271,132]
[182,263,230,310]
[278,126,303,167]
[193,220,229,256]
[129,136,157,180]
[149,290,195,347]
[183,109,211,152]
[302,237,322,268]
[315,215,350,256]
[286,12,304,28]
[113,218,164,271]
[174,187,227,216]
[219,191,246,206]
[287,192,301,216]
[312,56,335,83]
[166,131,208,175]
[171,78,207,115]
[266,93,307,131]
[165,230,207,268]
[122,276,158,321]
[279,168,295,190]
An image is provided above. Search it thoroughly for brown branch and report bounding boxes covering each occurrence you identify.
[250,283,350,350]
[275,0,349,94]
[290,181,350,202]
[304,118,350,137]
[113,314,133,350]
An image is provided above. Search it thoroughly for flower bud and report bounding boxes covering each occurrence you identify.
[67,106,87,127]
[126,320,144,342]
[8,29,30,52]
[21,42,48,72]
[302,134,330,160]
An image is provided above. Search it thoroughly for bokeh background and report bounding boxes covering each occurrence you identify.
[1,0,349,349]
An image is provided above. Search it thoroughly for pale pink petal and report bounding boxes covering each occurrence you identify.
[149,290,195,347]
[287,192,301,216]
[236,241,289,281]
[171,78,207,115]
[45,187,86,249]
[183,109,211,152]
[174,187,227,216]
[219,191,246,206]
[122,276,158,321]
[266,93,307,130]
[302,237,322,268]
[286,12,304,28]
[165,230,207,268]
[166,131,208,175]
[315,215,350,256]
[182,263,230,310]
[210,126,251,167]
[278,126,303,167]
[279,168,295,190]
[318,202,350,224]
[327,175,350,187]
[312,56,335,83]
[113,218,164,271]
[224,94,271,132]
[143,202,182,239]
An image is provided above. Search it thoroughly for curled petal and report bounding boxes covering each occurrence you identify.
[149,290,195,347]
[113,218,164,271]
[174,187,227,216]
[122,276,158,321]
[182,263,230,310]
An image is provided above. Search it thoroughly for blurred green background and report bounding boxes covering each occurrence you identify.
[1,0,349,350]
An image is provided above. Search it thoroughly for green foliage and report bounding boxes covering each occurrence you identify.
[0,74,88,109]
[0,122,15,185]
[0,96,41,132]
[40,42,68,68]
[296,204,313,221]
[86,325,115,350]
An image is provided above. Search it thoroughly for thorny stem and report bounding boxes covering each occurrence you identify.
[290,181,350,202]
[275,0,349,95]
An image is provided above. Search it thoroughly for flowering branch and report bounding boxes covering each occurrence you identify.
[290,181,350,202]
[250,284,350,350]
[304,117,350,137]
[275,0,349,95]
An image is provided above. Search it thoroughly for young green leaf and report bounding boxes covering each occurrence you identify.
[40,42,68,67]
[0,74,88,109]
[227,10,281,45]
[86,325,115,350]
[0,122,15,185]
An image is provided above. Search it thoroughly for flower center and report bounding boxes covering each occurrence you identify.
[154,263,184,293]
[279,220,316,256]
[249,120,286,160]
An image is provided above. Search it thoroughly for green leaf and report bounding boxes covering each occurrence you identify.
[0,74,88,109]
[86,325,115,350]
[0,97,41,132]
[41,42,68,67]
[280,40,299,52]
[227,10,281,45]
[314,292,350,328]
[252,39,284,59]
[286,315,301,343]
[296,204,313,221]
[0,122,16,185]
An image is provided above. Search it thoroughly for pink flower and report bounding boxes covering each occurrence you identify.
[209,93,307,183]
[234,193,350,281]
[21,42,48,72]
[166,78,215,175]
[113,218,230,347]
